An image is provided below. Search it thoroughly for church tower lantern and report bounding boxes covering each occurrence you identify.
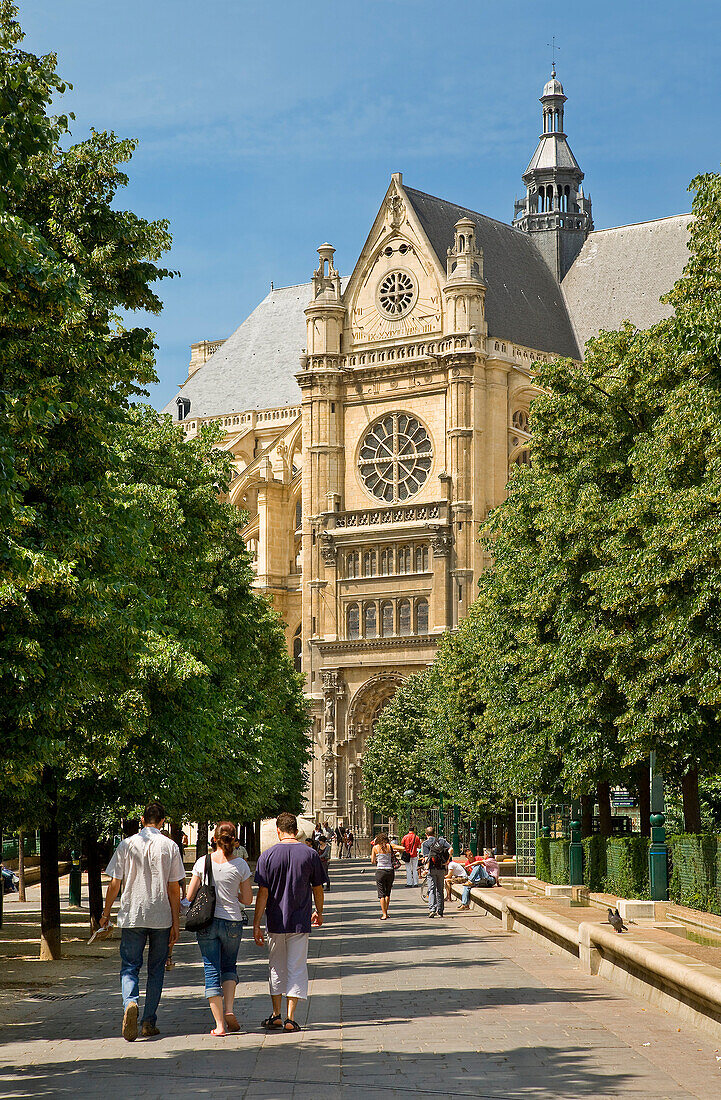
[513,69,593,282]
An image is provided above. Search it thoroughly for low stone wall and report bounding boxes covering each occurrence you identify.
[451,880,721,1040]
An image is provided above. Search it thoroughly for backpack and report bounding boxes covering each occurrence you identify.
[428,839,449,870]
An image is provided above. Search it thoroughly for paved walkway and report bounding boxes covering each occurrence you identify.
[2,865,721,1098]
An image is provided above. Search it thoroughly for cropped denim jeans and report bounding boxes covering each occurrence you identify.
[119,926,170,1025]
[196,917,243,997]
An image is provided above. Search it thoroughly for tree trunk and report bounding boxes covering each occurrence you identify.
[39,777,61,960]
[85,834,103,929]
[580,794,594,838]
[635,762,651,838]
[597,781,613,837]
[0,827,4,929]
[196,820,209,862]
[17,829,26,902]
[495,818,504,855]
[505,808,516,856]
[682,767,702,833]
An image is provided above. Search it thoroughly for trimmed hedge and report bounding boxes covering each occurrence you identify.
[669,834,720,915]
[582,835,607,893]
[549,838,570,884]
[535,837,551,883]
[604,837,650,899]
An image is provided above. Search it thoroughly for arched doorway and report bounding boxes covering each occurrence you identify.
[342,673,403,838]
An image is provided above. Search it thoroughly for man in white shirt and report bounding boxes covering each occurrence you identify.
[100,801,184,1041]
[444,855,469,900]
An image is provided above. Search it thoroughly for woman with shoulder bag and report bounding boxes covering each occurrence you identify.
[186,822,253,1036]
[370,833,405,920]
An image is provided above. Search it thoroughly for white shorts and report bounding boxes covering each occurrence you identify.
[267,932,310,999]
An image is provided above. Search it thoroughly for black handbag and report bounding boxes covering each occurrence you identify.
[185,854,216,932]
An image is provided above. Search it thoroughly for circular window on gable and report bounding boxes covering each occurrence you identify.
[358,413,433,503]
[377,270,416,318]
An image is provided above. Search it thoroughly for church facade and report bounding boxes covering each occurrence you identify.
[165,73,690,835]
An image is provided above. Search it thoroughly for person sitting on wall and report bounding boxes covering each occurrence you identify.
[456,850,499,910]
[444,854,469,900]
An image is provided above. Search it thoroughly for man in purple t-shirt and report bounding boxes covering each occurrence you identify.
[254,812,325,1033]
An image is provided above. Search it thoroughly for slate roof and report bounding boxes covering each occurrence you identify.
[403,186,580,359]
[525,134,582,174]
[561,214,691,354]
[161,282,320,418]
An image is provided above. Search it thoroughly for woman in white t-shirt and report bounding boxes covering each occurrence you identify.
[187,822,253,1036]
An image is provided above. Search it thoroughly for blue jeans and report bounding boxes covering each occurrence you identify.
[196,918,243,997]
[461,864,495,905]
[427,869,446,914]
[119,927,170,1025]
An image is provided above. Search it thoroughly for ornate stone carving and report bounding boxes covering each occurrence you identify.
[388,193,405,230]
[429,524,453,556]
[321,669,344,755]
[319,531,336,565]
[324,759,335,801]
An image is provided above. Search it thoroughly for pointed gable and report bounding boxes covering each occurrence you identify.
[404,186,580,358]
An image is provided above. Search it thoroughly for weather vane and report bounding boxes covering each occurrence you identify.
[547,36,560,76]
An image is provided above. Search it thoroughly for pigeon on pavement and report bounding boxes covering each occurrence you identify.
[608,907,628,933]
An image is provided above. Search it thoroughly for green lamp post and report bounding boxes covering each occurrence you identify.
[68,847,82,908]
[569,800,583,886]
[452,805,460,854]
[648,751,668,901]
[403,790,415,838]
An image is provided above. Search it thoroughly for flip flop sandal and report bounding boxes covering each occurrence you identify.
[261,1013,284,1030]
[284,1018,301,1032]
[210,1027,227,1036]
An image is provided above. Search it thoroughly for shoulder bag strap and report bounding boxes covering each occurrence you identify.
[204,852,215,887]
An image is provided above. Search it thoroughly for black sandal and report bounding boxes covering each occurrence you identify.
[261,1013,283,1030]
[284,1018,301,1032]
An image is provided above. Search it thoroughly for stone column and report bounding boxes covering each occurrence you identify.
[321,669,344,814]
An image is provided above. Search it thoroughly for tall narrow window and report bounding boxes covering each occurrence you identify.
[292,624,302,673]
[347,551,359,578]
[295,499,302,531]
[381,601,394,637]
[416,598,429,635]
[347,603,360,640]
[398,599,411,636]
[364,602,377,639]
[397,548,406,574]
[363,550,377,577]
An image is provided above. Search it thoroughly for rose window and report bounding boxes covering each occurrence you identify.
[378,270,415,317]
[358,413,433,503]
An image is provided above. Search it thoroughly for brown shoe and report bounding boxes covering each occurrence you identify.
[122,1002,138,1042]
[141,1021,160,1037]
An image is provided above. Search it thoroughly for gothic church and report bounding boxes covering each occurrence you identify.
[164,72,690,836]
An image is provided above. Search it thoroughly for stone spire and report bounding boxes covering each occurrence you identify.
[513,69,593,282]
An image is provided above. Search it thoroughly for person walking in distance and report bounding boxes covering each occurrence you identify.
[186,822,253,1036]
[401,825,421,886]
[344,828,354,860]
[253,812,325,1033]
[421,825,451,918]
[99,801,184,1041]
[370,833,404,920]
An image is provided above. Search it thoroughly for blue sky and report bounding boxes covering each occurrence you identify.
[18,0,721,411]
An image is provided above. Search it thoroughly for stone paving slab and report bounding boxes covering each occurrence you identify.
[2,866,721,1097]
